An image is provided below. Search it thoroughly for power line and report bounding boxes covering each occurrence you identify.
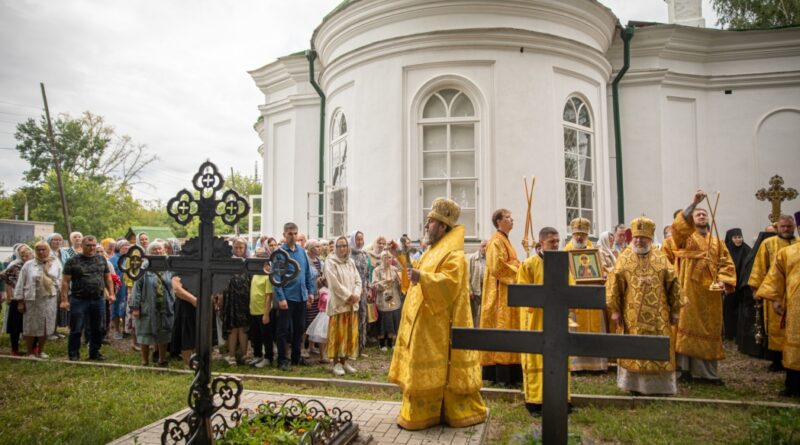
[0,100,43,110]
[0,110,38,117]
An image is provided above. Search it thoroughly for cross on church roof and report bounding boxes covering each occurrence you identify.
[452,251,669,445]
[755,174,798,224]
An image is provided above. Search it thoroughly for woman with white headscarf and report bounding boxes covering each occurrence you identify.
[14,241,61,358]
[1,244,33,356]
[325,235,362,376]
[597,231,617,276]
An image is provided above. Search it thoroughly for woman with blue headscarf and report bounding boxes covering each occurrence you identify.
[348,230,369,355]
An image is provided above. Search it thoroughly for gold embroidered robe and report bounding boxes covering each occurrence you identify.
[606,248,682,372]
[389,224,483,398]
[517,254,571,403]
[669,213,736,361]
[757,243,800,371]
[748,236,799,351]
[564,240,605,341]
[479,230,521,366]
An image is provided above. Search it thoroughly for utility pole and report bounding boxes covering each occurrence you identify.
[40,83,73,243]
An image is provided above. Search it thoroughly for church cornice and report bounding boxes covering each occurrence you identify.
[314,0,617,64]
[608,25,800,67]
[617,68,800,90]
[249,55,317,95]
[319,27,612,90]
[258,94,320,116]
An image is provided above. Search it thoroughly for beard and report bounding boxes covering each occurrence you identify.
[632,244,652,255]
[694,221,708,230]
[779,231,795,240]
[571,240,587,249]
[423,231,442,247]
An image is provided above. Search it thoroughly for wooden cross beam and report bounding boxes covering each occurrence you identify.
[756,174,798,224]
[452,251,669,445]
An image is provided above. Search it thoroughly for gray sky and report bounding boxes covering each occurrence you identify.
[0,0,720,205]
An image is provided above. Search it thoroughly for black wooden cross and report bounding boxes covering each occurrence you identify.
[118,161,299,445]
[452,251,669,445]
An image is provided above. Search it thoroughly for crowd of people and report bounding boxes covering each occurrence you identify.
[1,189,799,430]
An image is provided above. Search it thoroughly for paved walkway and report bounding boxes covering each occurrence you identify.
[109,390,487,445]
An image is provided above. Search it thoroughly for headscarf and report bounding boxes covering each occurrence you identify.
[725,228,751,286]
[47,233,62,244]
[136,232,148,247]
[598,230,616,258]
[101,238,115,251]
[34,241,56,296]
[348,230,364,253]
[738,231,776,291]
[305,239,320,252]
[332,235,351,263]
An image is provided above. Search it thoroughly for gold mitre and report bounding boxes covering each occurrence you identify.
[427,197,460,228]
[630,215,656,239]
[569,217,591,235]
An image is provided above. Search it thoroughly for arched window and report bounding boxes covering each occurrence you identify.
[329,110,348,237]
[563,96,594,234]
[419,88,478,237]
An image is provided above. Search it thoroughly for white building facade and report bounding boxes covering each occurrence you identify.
[250,0,800,247]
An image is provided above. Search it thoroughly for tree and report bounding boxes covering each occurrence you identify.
[711,0,800,29]
[0,183,13,218]
[14,111,156,185]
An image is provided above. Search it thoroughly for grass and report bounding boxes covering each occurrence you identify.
[0,358,798,445]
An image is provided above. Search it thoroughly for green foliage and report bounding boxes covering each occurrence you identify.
[218,403,334,445]
[711,0,800,29]
[740,409,800,444]
[0,183,12,219]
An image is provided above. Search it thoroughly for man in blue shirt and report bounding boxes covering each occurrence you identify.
[274,222,316,370]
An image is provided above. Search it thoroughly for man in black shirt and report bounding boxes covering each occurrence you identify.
[61,235,114,360]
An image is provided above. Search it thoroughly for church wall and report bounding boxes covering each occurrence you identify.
[321,42,610,252]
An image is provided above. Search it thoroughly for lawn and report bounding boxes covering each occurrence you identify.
[0,314,798,444]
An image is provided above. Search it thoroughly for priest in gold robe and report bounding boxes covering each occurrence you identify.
[517,226,573,414]
[479,208,522,385]
[565,217,608,372]
[667,190,736,383]
[748,214,799,371]
[389,198,486,430]
[607,216,683,395]
[757,215,800,397]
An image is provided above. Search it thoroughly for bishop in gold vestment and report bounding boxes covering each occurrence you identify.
[565,217,608,372]
[479,209,522,384]
[748,215,799,368]
[607,216,683,395]
[757,240,800,397]
[666,191,736,381]
[389,198,486,430]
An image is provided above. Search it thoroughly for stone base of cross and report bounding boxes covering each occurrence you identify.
[452,251,669,445]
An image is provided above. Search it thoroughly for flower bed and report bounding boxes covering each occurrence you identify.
[217,398,358,445]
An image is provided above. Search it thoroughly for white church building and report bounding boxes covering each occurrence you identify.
[249,0,800,248]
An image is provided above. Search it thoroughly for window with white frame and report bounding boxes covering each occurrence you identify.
[419,88,478,237]
[563,96,595,234]
[329,110,348,238]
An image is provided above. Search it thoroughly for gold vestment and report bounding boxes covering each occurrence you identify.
[388,225,486,430]
[668,213,736,361]
[606,247,683,372]
[748,236,799,351]
[479,230,521,366]
[757,243,800,371]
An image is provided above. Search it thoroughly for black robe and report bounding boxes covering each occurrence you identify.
[736,232,776,358]
[723,229,750,340]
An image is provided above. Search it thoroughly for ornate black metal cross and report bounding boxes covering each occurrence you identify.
[452,251,670,445]
[118,161,299,445]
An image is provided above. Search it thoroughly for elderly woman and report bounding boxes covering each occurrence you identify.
[597,231,617,276]
[13,242,61,358]
[46,233,67,337]
[130,242,174,366]
[325,235,362,376]
[372,250,403,351]
[1,244,33,356]
[348,230,370,356]
[302,239,323,358]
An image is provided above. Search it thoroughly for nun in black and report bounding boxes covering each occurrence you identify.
[723,228,751,340]
[736,231,776,358]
